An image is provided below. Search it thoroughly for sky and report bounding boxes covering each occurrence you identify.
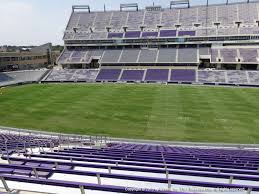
[0,0,243,46]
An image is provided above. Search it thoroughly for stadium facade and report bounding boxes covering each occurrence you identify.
[58,1,259,71]
[40,1,259,86]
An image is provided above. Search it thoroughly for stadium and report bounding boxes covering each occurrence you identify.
[0,0,259,193]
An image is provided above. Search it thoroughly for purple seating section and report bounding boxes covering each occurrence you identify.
[145,69,169,82]
[1,141,259,193]
[124,31,141,38]
[160,30,177,37]
[170,69,196,82]
[44,69,259,85]
[0,134,59,153]
[178,31,196,36]
[95,69,121,81]
[45,69,99,82]
[120,70,144,81]
[142,31,159,38]
[64,2,259,40]
[108,32,124,39]
[58,48,259,66]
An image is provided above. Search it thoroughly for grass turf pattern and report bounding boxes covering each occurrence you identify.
[0,84,258,143]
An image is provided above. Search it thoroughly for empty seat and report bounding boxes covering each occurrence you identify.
[138,49,158,63]
[145,69,169,82]
[178,48,198,63]
[120,70,144,81]
[100,50,122,63]
[95,69,121,81]
[119,49,140,63]
[157,48,177,63]
[170,69,196,82]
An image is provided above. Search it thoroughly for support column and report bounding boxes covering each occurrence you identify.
[216,63,221,69]
[257,64,259,70]
[236,64,241,70]
[33,168,39,179]
[247,188,252,194]
[229,176,233,184]
[80,186,85,194]
[0,177,11,192]
[96,173,101,185]
[108,166,111,174]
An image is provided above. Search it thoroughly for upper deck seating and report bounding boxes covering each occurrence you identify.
[64,2,259,40]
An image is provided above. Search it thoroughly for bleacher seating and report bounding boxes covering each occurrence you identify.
[239,48,258,63]
[58,49,103,64]
[95,69,121,81]
[0,70,47,87]
[44,69,99,82]
[220,49,237,63]
[248,71,259,84]
[59,47,202,65]
[170,69,196,82]
[157,48,177,63]
[178,47,198,63]
[227,70,248,84]
[64,2,259,41]
[119,49,140,63]
[0,133,59,154]
[198,70,226,83]
[120,70,144,81]
[145,69,169,82]
[1,139,259,193]
[53,2,259,87]
[138,49,158,63]
[43,69,259,86]
[100,50,122,63]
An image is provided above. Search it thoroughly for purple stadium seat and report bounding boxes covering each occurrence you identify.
[95,69,121,81]
[142,31,158,38]
[120,70,144,81]
[170,69,196,82]
[13,169,31,176]
[145,69,169,82]
[178,30,196,36]
[107,32,124,39]
[124,31,141,38]
[160,30,177,37]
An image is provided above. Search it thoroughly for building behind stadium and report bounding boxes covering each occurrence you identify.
[0,43,61,71]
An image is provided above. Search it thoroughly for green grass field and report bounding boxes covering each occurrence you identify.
[0,84,259,144]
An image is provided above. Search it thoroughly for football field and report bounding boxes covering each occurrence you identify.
[0,83,259,144]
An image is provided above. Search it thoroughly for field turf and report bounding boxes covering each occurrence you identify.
[0,84,259,144]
